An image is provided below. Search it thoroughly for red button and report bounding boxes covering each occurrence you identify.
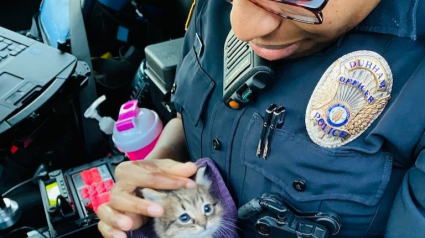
[96,183,106,193]
[88,185,98,196]
[81,170,93,185]
[90,168,102,183]
[98,192,110,205]
[104,179,114,191]
[85,203,93,211]
[80,187,89,199]
[90,195,100,212]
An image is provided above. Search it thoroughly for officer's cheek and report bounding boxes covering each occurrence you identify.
[298,0,381,42]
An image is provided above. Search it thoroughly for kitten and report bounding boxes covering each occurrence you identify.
[140,167,226,238]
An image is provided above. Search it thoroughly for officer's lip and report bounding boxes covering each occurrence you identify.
[249,42,300,61]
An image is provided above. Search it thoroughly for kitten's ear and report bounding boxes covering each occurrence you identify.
[195,166,212,189]
[141,188,167,205]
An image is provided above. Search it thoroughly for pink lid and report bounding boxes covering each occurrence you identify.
[112,101,163,155]
[116,100,139,132]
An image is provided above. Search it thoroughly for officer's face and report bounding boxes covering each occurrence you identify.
[230,0,381,61]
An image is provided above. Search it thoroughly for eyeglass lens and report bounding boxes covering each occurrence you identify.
[250,0,320,23]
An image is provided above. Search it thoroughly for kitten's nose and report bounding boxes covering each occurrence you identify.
[200,221,207,229]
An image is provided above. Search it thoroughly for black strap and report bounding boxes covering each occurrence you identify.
[27,12,42,41]
[69,0,105,158]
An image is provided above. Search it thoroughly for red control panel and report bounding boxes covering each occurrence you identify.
[72,165,114,214]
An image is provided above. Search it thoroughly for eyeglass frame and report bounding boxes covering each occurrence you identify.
[225,0,329,24]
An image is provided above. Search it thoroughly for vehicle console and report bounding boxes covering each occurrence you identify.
[38,155,125,237]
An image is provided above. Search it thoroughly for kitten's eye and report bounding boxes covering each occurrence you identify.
[204,204,212,214]
[179,213,190,223]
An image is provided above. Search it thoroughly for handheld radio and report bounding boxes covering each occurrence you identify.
[223,30,275,109]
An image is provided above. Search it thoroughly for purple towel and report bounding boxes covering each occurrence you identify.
[126,158,238,238]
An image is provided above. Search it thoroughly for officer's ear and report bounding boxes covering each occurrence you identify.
[195,166,211,189]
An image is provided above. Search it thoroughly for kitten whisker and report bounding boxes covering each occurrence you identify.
[222,217,241,223]
[216,227,229,238]
[217,221,240,238]
[216,225,239,238]
[215,229,226,238]
[220,219,242,231]
[220,224,241,234]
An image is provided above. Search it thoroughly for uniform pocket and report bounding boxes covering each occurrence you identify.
[241,113,392,205]
[239,113,393,236]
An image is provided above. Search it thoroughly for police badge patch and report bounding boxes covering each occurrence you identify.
[305,51,393,148]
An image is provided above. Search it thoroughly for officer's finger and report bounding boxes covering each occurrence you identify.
[109,187,164,217]
[98,220,127,238]
[115,163,196,190]
[97,203,135,231]
[154,159,198,177]
[126,212,150,230]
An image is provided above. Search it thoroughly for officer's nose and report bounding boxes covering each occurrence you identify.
[230,0,281,41]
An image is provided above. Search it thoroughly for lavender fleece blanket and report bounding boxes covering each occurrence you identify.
[126,158,238,238]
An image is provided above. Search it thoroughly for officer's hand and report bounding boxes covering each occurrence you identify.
[97,159,197,238]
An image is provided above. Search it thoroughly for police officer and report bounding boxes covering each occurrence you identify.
[97,0,425,237]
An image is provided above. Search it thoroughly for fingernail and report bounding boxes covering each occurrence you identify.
[184,162,196,168]
[114,233,125,238]
[147,205,163,217]
[116,219,127,229]
[186,180,197,188]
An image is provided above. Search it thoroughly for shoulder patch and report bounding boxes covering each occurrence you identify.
[185,0,197,31]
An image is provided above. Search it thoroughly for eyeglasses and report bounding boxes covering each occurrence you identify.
[226,0,329,24]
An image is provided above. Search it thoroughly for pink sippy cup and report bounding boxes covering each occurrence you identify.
[112,100,163,160]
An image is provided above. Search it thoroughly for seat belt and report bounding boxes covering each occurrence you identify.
[69,0,105,158]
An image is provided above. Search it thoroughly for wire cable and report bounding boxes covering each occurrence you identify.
[55,195,65,218]
[4,226,48,238]
[2,172,47,197]
[2,177,39,197]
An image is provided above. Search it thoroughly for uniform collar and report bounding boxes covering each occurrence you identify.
[355,0,424,41]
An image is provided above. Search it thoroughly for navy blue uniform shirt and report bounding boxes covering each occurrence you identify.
[172,0,425,237]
